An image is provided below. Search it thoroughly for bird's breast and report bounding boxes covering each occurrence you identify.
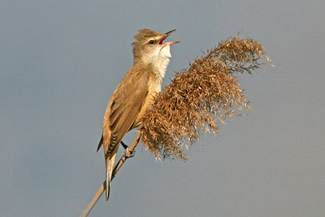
[148,75,163,93]
[132,75,162,128]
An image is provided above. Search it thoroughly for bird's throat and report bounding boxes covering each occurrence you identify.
[147,45,172,83]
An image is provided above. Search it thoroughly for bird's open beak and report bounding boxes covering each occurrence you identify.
[165,29,177,35]
[159,29,181,46]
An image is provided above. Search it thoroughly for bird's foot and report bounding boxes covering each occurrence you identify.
[121,140,135,158]
[125,147,135,158]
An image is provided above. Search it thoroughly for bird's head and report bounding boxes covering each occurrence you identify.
[132,29,180,65]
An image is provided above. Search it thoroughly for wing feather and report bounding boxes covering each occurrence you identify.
[102,67,149,157]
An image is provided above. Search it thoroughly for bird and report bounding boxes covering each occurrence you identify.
[96,29,180,201]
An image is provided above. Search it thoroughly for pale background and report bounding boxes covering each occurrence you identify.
[1,0,325,217]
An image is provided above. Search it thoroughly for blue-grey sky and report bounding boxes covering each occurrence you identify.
[1,0,325,217]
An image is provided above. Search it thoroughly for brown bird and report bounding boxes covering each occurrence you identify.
[97,29,180,201]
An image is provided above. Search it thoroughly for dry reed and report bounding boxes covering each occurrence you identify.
[139,35,272,160]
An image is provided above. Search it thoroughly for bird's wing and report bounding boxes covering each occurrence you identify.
[101,68,150,200]
[102,68,149,157]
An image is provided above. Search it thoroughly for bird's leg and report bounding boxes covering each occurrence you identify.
[121,140,135,158]
[120,140,128,149]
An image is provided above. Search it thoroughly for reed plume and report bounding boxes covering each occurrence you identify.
[139,35,272,160]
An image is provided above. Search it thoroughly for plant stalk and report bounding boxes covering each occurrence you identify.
[80,135,140,217]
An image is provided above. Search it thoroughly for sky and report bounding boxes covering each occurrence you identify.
[1,0,325,216]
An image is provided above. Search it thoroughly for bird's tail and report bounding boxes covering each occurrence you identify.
[105,152,117,201]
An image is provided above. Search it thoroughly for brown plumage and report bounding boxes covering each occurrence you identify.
[97,29,180,201]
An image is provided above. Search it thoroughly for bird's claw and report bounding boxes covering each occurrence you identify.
[125,147,135,158]
[121,141,135,158]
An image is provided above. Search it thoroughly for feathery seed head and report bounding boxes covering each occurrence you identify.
[139,35,272,160]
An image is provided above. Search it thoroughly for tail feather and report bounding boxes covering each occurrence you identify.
[105,174,111,201]
[105,152,117,201]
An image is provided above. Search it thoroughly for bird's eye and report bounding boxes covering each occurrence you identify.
[149,40,155,44]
